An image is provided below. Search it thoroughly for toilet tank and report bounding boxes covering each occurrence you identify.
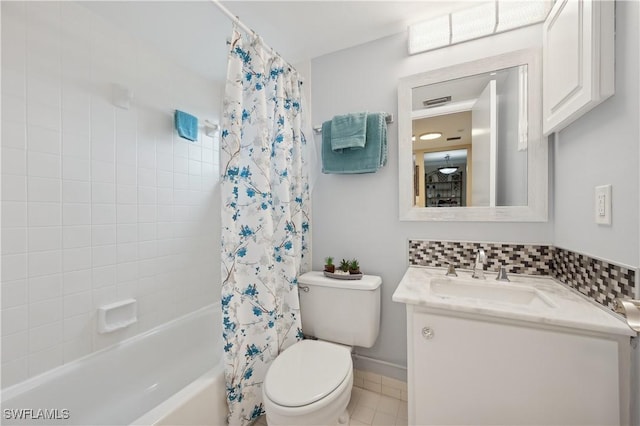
[298,271,381,348]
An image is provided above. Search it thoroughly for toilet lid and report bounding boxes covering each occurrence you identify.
[264,340,352,408]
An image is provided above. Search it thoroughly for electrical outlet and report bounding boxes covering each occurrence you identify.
[597,193,606,216]
[594,185,612,225]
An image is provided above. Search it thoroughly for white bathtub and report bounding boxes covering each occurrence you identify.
[1,303,227,426]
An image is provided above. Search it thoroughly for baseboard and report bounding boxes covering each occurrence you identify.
[352,353,407,383]
[353,366,408,401]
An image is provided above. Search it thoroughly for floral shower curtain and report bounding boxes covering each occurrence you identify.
[220,26,311,426]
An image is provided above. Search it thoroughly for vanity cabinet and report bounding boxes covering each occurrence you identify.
[406,305,627,425]
[542,0,615,135]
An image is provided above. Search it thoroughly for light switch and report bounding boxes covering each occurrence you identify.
[594,185,612,225]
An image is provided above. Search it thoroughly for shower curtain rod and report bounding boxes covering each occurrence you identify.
[210,0,301,76]
[211,0,253,36]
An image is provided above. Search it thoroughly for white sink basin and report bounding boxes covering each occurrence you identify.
[430,278,555,307]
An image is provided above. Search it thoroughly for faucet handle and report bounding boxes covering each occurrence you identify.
[445,262,458,277]
[496,264,510,282]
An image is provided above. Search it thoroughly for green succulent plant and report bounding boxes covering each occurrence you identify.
[339,259,350,272]
[349,259,360,271]
[324,256,334,266]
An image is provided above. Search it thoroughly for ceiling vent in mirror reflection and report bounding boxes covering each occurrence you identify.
[423,96,451,108]
[408,0,552,55]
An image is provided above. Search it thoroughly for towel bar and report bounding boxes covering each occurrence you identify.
[313,113,394,134]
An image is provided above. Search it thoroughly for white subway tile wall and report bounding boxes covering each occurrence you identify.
[1,1,221,388]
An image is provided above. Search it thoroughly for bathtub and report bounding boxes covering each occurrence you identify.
[1,303,227,425]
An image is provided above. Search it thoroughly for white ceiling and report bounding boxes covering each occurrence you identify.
[81,1,475,83]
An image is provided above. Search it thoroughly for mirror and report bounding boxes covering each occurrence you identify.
[398,49,548,221]
[413,65,528,208]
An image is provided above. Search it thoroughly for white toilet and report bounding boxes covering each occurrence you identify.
[262,271,382,426]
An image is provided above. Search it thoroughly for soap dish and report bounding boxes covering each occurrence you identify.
[97,299,137,333]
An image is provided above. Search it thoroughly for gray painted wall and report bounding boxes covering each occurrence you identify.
[554,1,639,267]
[310,24,553,376]
[553,2,639,424]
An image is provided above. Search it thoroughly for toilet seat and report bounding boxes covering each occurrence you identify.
[264,340,351,407]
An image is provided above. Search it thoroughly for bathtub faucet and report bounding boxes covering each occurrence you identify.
[472,249,486,279]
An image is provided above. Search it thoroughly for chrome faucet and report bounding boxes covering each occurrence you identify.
[472,249,486,279]
[445,262,458,277]
[496,264,510,282]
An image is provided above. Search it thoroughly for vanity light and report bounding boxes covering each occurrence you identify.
[419,132,442,141]
[451,2,496,44]
[408,14,450,55]
[497,1,549,33]
[412,135,416,142]
[438,154,458,175]
[408,0,551,55]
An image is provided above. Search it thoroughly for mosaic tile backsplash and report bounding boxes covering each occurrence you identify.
[409,240,554,275]
[408,240,636,311]
[553,247,636,310]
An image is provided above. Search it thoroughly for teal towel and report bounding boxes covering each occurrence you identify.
[174,110,198,142]
[330,112,367,152]
[322,113,387,174]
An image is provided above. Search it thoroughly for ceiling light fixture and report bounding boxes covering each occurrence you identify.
[438,154,458,175]
[497,0,549,33]
[408,14,450,55]
[408,0,551,55]
[419,132,442,141]
[451,2,496,44]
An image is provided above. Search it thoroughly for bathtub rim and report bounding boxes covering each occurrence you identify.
[130,363,225,426]
[1,302,221,403]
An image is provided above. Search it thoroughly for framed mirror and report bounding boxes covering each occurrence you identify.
[398,49,548,221]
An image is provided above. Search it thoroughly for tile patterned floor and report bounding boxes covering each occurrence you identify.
[256,385,408,426]
[348,386,408,426]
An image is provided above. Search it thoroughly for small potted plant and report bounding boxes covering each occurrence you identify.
[339,259,350,274]
[348,259,361,275]
[324,256,335,273]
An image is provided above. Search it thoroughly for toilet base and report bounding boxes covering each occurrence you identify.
[263,372,353,426]
[337,409,349,424]
[265,408,350,426]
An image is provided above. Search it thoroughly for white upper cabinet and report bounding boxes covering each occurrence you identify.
[542,0,615,135]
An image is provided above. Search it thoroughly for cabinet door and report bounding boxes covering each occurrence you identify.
[409,311,620,425]
[542,0,614,135]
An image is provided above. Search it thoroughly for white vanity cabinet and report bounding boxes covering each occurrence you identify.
[542,0,615,135]
[393,267,635,426]
[407,305,626,425]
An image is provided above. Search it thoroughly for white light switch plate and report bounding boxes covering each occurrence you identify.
[594,185,612,225]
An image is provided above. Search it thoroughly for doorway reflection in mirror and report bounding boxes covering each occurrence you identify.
[411,65,527,208]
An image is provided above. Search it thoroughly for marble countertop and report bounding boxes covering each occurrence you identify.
[392,266,636,337]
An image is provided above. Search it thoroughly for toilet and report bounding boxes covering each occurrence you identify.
[262,271,382,426]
